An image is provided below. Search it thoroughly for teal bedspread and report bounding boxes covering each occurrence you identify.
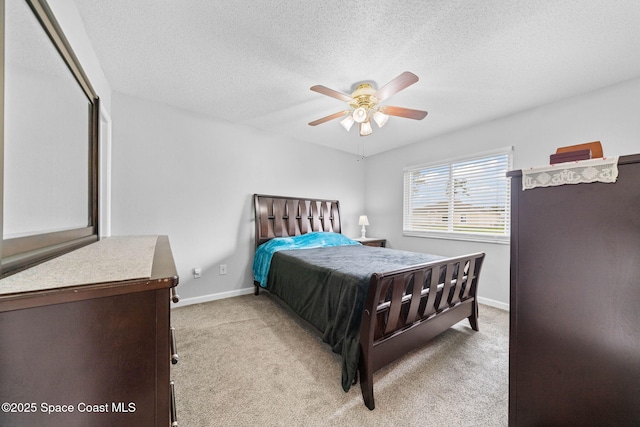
[253,232,360,287]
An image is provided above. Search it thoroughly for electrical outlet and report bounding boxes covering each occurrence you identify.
[219,264,227,275]
[193,267,201,278]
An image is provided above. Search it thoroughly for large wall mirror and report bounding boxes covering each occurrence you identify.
[1,0,99,278]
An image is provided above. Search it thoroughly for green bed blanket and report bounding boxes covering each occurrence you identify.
[265,244,443,392]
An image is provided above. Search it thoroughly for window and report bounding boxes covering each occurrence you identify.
[403,148,513,243]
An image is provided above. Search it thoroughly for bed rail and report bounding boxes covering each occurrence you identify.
[357,252,485,409]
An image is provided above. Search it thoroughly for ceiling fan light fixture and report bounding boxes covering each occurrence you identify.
[353,107,368,123]
[308,72,427,138]
[359,120,373,136]
[340,115,355,131]
[372,110,389,128]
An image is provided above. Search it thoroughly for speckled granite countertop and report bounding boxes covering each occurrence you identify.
[0,235,158,295]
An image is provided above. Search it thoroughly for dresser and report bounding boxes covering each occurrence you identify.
[507,154,640,426]
[0,236,179,427]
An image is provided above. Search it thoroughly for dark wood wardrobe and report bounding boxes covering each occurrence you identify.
[508,154,640,426]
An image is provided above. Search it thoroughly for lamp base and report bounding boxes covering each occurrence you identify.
[360,226,366,239]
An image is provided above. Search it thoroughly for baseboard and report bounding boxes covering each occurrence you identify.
[478,296,509,311]
[171,287,255,308]
[173,287,509,311]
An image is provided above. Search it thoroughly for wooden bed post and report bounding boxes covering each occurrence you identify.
[466,256,483,331]
[358,345,375,410]
[468,299,479,331]
[358,273,383,410]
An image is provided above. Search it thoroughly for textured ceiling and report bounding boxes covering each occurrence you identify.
[73,0,640,156]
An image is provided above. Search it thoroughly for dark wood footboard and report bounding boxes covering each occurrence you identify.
[358,252,485,410]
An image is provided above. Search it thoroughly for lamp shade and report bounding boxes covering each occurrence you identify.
[340,115,355,131]
[373,110,389,128]
[358,215,369,226]
[359,120,373,136]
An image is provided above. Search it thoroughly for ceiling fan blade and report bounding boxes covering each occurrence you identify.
[310,85,354,103]
[308,110,350,126]
[379,105,428,120]
[373,71,419,101]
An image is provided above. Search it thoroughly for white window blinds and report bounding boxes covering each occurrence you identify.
[403,148,512,242]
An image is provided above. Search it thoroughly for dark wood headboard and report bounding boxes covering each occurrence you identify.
[253,194,342,248]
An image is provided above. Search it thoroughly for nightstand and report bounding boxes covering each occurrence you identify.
[354,237,386,247]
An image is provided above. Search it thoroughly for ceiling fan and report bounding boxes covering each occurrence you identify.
[308,71,428,137]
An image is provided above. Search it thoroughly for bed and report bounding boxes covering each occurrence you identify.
[252,194,485,410]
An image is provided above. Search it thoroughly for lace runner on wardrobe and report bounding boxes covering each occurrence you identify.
[522,157,619,190]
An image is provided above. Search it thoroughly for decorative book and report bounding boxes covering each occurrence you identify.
[550,149,592,164]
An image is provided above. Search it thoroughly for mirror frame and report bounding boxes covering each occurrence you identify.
[1,0,99,278]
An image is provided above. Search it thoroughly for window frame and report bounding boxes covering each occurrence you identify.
[403,147,513,244]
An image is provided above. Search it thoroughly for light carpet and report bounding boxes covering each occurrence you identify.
[170,294,508,426]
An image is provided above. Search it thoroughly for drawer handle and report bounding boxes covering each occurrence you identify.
[171,327,179,365]
[170,380,178,426]
[171,287,180,304]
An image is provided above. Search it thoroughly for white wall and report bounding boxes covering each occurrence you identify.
[17,1,640,312]
[43,0,640,308]
[364,77,640,309]
[112,78,640,308]
[110,93,366,304]
[47,0,112,112]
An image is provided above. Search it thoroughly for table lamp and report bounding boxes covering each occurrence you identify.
[358,215,369,239]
